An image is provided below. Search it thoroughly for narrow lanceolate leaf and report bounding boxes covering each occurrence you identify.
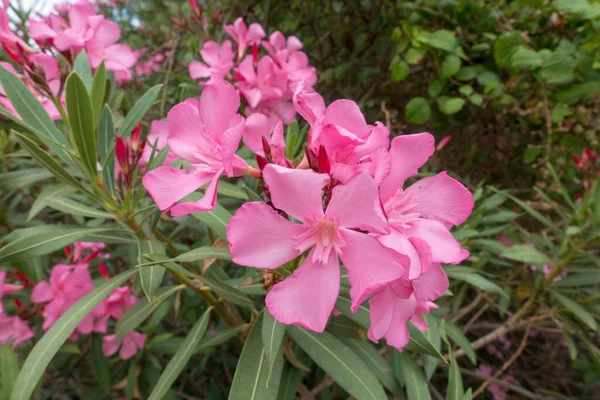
[14,132,86,191]
[501,245,553,264]
[445,267,507,299]
[230,313,284,400]
[117,84,162,137]
[139,240,166,301]
[66,72,97,177]
[552,291,598,331]
[0,168,53,191]
[192,201,232,239]
[0,227,112,262]
[148,308,212,400]
[45,196,112,219]
[90,61,107,121]
[28,184,76,221]
[196,326,244,353]
[262,310,286,370]
[173,246,232,263]
[0,66,70,157]
[11,269,137,400]
[115,285,184,342]
[276,364,305,400]
[98,106,115,192]
[445,322,476,365]
[397,352,431,400]
[343,339,401,395]
[90,336,111,395]
[489,188,560,233]
[287,326,387,400]
[1,345,20,400]
[446,352,464,400]
[73,50,93,89]
[405,323,447,362]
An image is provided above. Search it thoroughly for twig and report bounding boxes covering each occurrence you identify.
[451,293,484,324]
[160,37,180,117]
[455,367,545,399]
[462,303,490,334]
[298,383,316,400]
[311,376,334,396]
[473,320,533,398]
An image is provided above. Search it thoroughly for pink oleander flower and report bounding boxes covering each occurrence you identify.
[0,271,21,313]
[189,40,234,80]
[73,241,109,262]
[102,331,146,360]
[31,263,95,331]
[243,115,292,167]
[141,120,178,165]
[530,263,567,282]
[227,165,408,332]
[293,88,390,184]
[143,77,253,216]
[92,286,137,332]
[475,364,518,400]
[0,4,31,62]
[262,31,303,63]
[225,17,265,60]
[0,313,34,348]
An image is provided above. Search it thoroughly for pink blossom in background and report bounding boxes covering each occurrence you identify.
[73,241,109,262]
[529,263,568,282]
[227,165,408,332]
[0,313,34,348]
[225,17,265,60]
[0,271,21,313]
[102,331,146,360]
[243,116,292,167]
[92,286,137,333]
[189,40,234,80]
[475,364,518,400]
[143,77,254,216]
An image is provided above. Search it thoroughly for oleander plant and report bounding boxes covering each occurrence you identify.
[0,0,599,399]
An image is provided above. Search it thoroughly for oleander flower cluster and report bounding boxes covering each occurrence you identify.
[0,242,145,360]
[189,18,317,125]
[143,60,473,349]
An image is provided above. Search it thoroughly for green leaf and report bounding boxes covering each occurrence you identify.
[554,0,590,16]
[191,201,232,239]
[551,105,572,123]
[173,246,231,263]
[0,168,53,191]
[391,61,410,82]
[0,66,70,160]
[139,240,166,301]
[455,67,477,81]
[90,336,111,395]
[405,323,447,362]
[446,352,464,400]
[405,48,426,65]
[91,61,107,122]
[442,55,461,78]
[445,322,476,365]
[428,80,445,97]
[28,184,76,221]
[446,267,507,298]
[0,227,113,262]
[262,310,286,371]
[45,196,113,219]
[523,147,542,164]
[277,364,305,400]
[511,46,542,68]
[98,106,115,193]
[493,32,522,68]
[343,339,400,395]
[540,48,577,85]
[552,271,600,287]
[489,188,560,233]
[429,30,457,52]
[396,352,431,400]
[438,97,466,115]
[148,308,211,400]
[405,97,431,124]
[230,313,284,400]
[117,84,162,137]
[1,345,19,400]
[73,51,93,89]
[13,132,86,192]
[287,326,386,400]
[552,291,598,331]
[196,326,244,352]
[66,72,97,176]
[469,94,483,106]
[11,269,137,400]
[458,85,474,97]
[115,285,184,342]
[501,245,552,264]
[218,181,249,200]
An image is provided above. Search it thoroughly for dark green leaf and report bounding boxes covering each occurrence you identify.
[98,106,115,193]
[396,352,431,400]
[66,72,97,176]
[552,291,598,331]
[117,84,162,137]
[343,339,400,395]
[91,61,107,122]
[1,345,19,400]
[501,245,552,264]
[405,97,431,124]
[262,310,286,371]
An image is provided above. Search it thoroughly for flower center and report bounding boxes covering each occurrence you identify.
[384,190,420,230]
[293,216,345,264]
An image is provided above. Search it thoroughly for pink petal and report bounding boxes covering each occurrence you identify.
[200,41,222,67]
[90,20,120,49]
[142,164,216,212]
[385,294,418,350]
[29,20,57,40]
[406,219,468,264]
[324,100,370,138]
[189,61,212,79]
[220,114,246,177]
[293,87,325,125]
[367,287,394,343]
[380,133,435,202]
[166,102,213,163]
[262,164,329,221]
[102,334,119,357]
[119,336,138,360]
[412,263,449,302]
[338,229,407,312]
[200,77,240,138]
[403,172,474,227]
[326,173,389,234]
[170,168,223,216]
[228,202,303,269]
[287,36,303,51]
[243,113,271,155]
[247,23,266,43]
[31,281,54,303]
[377,230,429,280]
[266,249,339,332]
[354,122,390,159]
[367,147,391,185]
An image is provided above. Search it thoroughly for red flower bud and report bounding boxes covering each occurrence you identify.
[317,145,331,174]
[131,123,142,151]
[306,146,318,172]
[257,155,268,170]
[99,262,109,279]
[115,136,128,171]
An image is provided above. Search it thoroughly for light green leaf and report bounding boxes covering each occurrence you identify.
[391,61,410,82]
[458,85,474,97]
[455,67,477,81]
[469,94,484,106]
[66,72,97,176]
[429,30,457,52]
[501,245,552,264]
[445,322,476,365]
[552,291,598,331]
[173,246,231,263]
[45,196,112,219]
[442,54,461,77]
[73,51,93,89]
[554,0,590,16]
[405,48,426,65]
[552,271,600,287]
[288,326,386,400]
[115,285,184,342]
[148,308,211,400]
[396,352,431,400]
[1,345,19,400]
[445,267,507,298]
[446,352,464,400]
[405,97,431,124]
[91,61,107,122]
[428,79,445,97]
[28,184,77,221]
[262,310,286,371]
[139,240,166,301]
[117,84,162,137]
[98,106,115,193]
[493,32,522,68]
[230,313,284,400]
[11,269,137,400]
[0,168,53,191]
[343,339,400,395]
[191,202,232,239]
[0,227,113,262]
[438,97,466,115]
[511,46,542,68]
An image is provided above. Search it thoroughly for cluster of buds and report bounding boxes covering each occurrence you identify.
[171,0,222,36]
[115,124,146,192]
[573,148,599,186]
